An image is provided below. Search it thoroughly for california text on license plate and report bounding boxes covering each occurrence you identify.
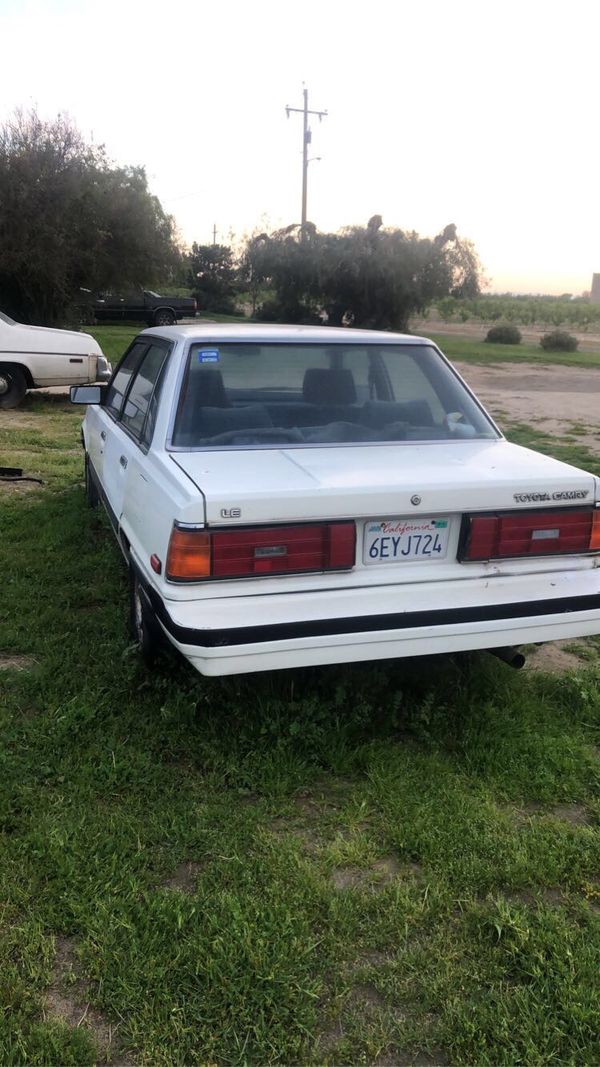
[364,517,450,564]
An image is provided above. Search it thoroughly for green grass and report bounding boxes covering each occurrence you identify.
[87,325,138,361]
[429,333,600,369]
[88,316,247,364]
[504,423,600,477]
[89,324,600,372]
[1,398,599,1064]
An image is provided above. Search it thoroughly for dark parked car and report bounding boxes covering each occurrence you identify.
[93,290,196,326]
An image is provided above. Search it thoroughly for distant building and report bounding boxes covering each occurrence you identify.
[591,273,600,304]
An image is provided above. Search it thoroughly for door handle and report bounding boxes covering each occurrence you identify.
[119,455,128,469]
[100,430,106,441]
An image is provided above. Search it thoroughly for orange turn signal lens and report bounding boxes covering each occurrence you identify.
[589,510,600,551]
[166,527,211,580]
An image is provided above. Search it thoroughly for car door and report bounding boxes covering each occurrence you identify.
[101,340,172,528]
[123,292,146,322]
[87,340,149,506]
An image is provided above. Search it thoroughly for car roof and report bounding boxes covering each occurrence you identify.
[137,323,432,345]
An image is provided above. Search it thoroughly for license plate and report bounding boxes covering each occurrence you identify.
[363,517,450,565]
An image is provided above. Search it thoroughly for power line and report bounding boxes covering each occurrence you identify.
[285,86,327,232]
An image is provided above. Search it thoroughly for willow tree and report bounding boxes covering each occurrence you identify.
[243,217,482,329]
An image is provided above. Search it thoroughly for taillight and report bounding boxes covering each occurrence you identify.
[166,521,356,581]
[166,528,211,579]
[461,507,600,562]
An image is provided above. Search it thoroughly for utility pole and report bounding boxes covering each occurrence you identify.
[212,224,217,246]
[286,86,327,233]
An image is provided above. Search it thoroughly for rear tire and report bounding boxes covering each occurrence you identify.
[129,570,162,666]
[0,366,27,409]
[153,308,176,326]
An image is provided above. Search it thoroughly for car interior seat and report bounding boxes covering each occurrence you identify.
[174,368,230,442]
[302,368,357,406]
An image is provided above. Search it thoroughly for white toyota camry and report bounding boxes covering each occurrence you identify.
[71,324,600,676]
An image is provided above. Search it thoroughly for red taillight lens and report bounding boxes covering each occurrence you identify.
[166,522,355,581]
[462,508,599,562]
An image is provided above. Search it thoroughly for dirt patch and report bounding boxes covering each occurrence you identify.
[161,860,204,893]
[350,949,394,969]
[512,801,545,822]
[0,413,42,430]
[268,817,322,854]
[347,982,386,1011]
[269,816,290,834]
[512,801,593,827]
[293,778,355,815]
[0,653,36,671]
[332,856,420,891]
[268,779,361,852]
[375,1050,448,1067]
[549,803,593,827]
[525,641,585,674]
[504,887,565,907]
[294,794,339,818]
[451,360,600,453]
[373,856,402,879]
[315,1018,344,1053]
[333,866,372,890]
[0,478,42,494]
[45,935,131,1064]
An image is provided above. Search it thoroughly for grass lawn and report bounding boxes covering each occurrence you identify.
[88,316,246,363]
[89,324,600,373]
[0,391,599,1064]
[87,325,138,361]
[429,334,600,369]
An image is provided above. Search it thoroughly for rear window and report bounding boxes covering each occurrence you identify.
[171,342,498,449]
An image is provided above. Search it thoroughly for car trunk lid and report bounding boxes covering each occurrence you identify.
[171,440,596,526]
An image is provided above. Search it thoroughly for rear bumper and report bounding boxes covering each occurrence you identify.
[147,566,600,676]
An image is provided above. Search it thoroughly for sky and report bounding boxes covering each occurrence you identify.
[0,0,598,295]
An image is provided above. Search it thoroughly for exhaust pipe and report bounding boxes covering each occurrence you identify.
[488,646,526,670]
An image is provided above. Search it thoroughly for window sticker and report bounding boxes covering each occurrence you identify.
[198,349,220,363]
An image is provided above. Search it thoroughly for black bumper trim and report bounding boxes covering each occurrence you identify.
[147,588,600,649]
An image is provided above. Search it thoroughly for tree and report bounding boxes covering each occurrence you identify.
[243,217,482,330]
[241,223,324,323]
[0,109,180,325]
[186,243,239,314]
[238,232,271,314]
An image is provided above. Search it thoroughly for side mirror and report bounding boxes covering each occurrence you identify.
[70,384,105,405]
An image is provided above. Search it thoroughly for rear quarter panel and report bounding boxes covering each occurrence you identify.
[119,450,205,584]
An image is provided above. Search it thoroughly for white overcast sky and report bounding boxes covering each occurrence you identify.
[1,0,598,294]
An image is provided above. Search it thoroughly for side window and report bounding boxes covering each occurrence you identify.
[121,343,170,442]
[105,342,148,418]
[142,360,168,447]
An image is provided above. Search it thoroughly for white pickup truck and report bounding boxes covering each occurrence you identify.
[0,311,112,408]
